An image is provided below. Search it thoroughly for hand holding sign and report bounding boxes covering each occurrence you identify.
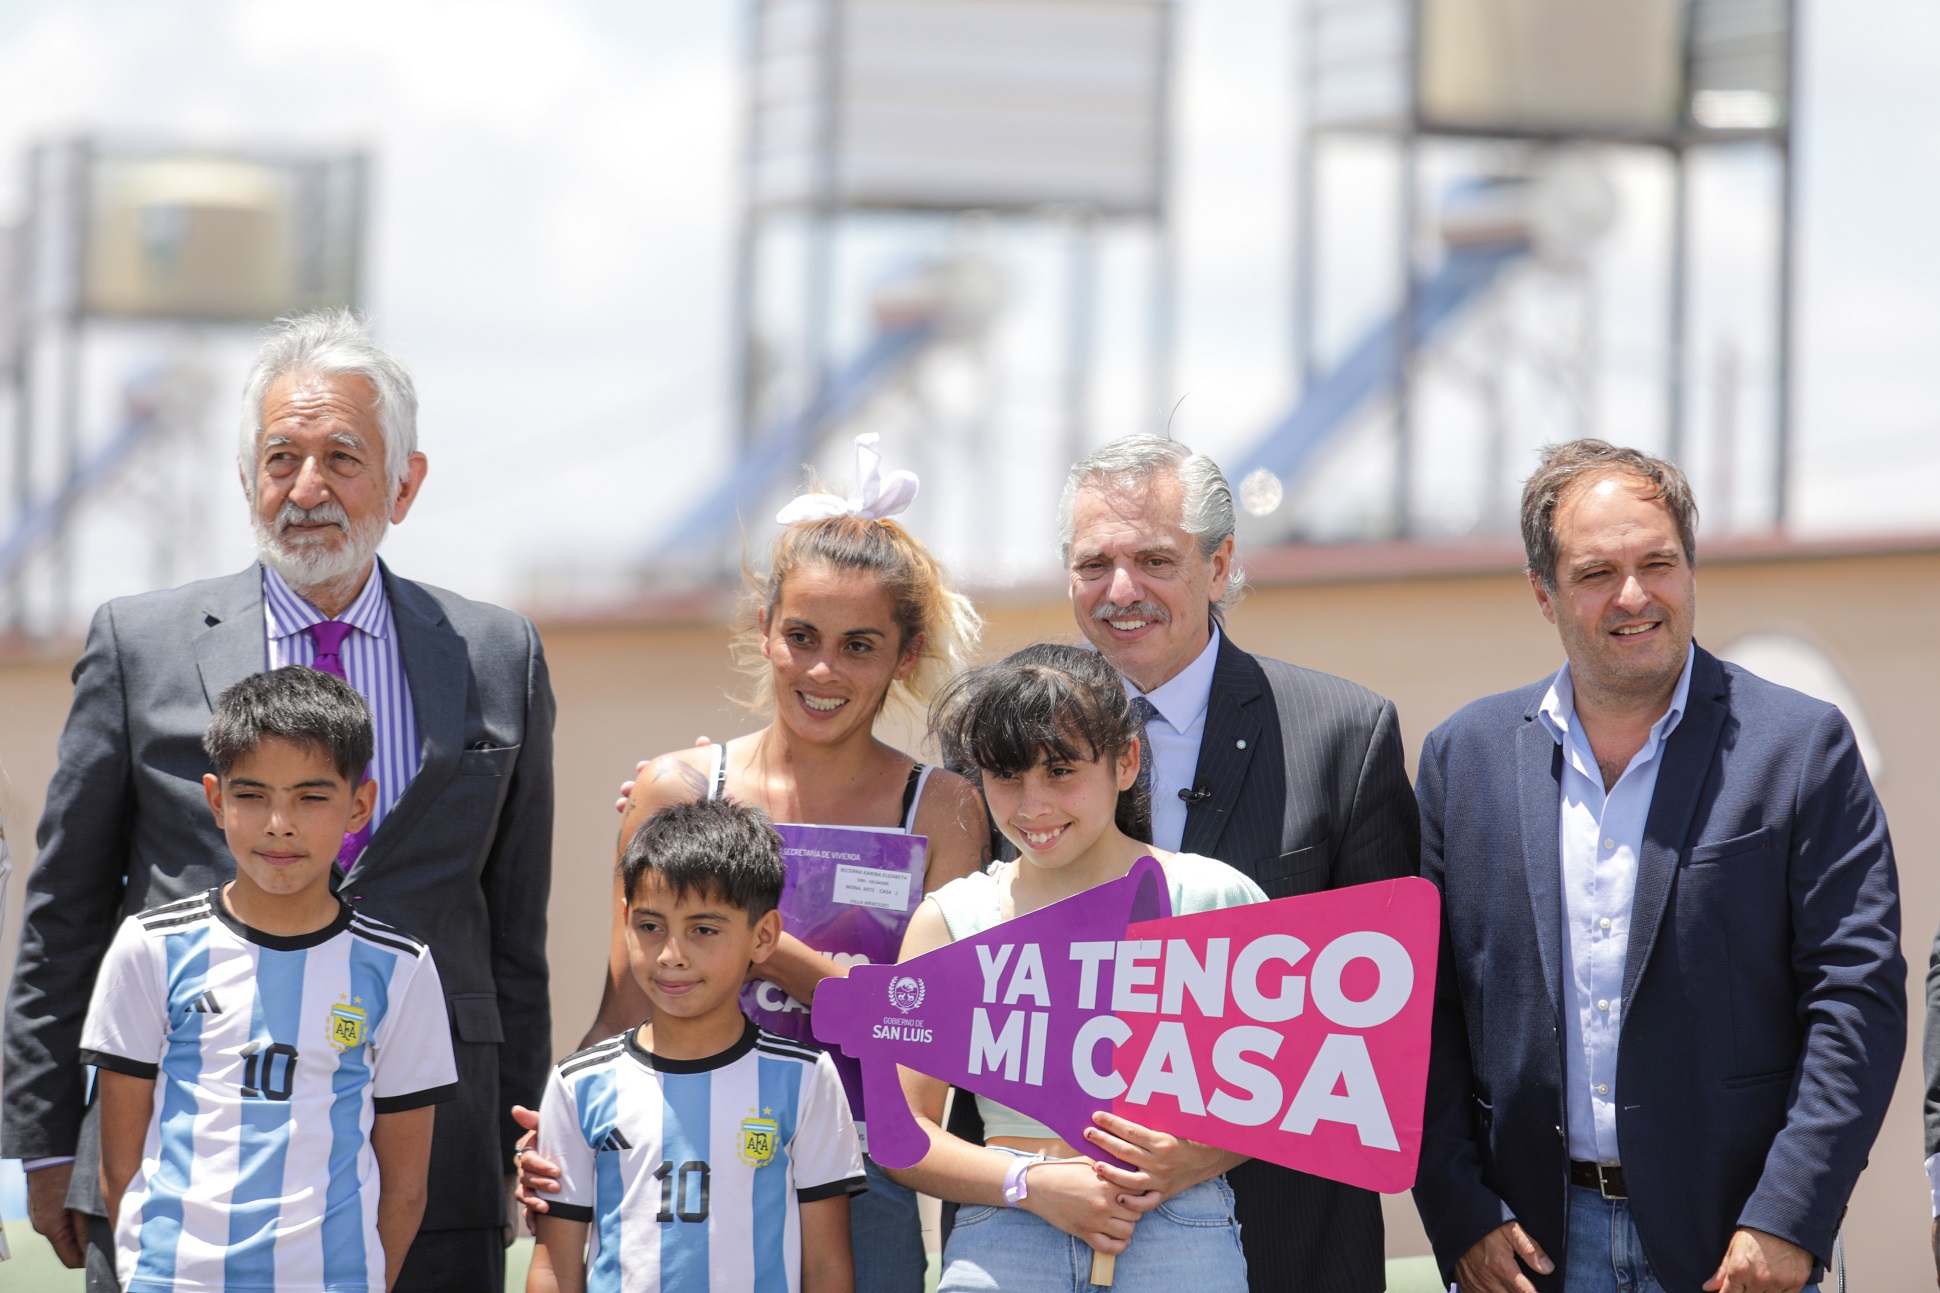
[812,857,1439,1191]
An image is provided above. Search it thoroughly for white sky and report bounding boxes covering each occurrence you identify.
[0,0,1934,620]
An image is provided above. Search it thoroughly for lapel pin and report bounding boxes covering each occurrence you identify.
[1236,739,1247,749]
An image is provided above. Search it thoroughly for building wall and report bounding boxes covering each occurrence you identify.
[1,546,1933,1281]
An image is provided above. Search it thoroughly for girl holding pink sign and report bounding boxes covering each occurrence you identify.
[895,644,1262,1292]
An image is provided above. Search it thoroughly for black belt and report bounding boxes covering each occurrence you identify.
[1569,1160,1627,1199]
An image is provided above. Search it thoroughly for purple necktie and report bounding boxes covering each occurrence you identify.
[307,620,372,872]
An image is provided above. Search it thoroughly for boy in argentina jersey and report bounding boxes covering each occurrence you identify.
[529,799,863,1293]
[81,668,457,1293]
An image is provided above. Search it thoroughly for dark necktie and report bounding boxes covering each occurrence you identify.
[1129,694,1157,810]
[306,620,372,871]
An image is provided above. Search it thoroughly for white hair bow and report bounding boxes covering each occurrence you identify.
[775,434,920,525]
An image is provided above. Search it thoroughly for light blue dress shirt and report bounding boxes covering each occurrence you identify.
[1124,625,1223,851]
[1536,644,1694,1165]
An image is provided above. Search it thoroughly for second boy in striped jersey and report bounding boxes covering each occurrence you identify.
[529,799,863,1293]
[83,668,456,1293]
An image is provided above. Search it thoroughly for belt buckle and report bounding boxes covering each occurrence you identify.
[1595,1163,1622,1201]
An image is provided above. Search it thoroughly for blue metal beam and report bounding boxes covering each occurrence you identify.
[1227,238,1530,489]
[649,319,939,567]
[0,405,162,585]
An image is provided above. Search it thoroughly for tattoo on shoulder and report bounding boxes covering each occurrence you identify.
[648,757,709,797]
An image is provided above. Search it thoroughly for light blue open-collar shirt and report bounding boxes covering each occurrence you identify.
[1124,624,1222,852]
[1537,643,1695,1165]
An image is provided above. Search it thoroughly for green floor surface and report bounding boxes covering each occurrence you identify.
[0,1222,1444,1291]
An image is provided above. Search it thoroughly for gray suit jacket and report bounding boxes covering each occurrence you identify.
[2,562,555,1232]
[1184,630,1419,1293]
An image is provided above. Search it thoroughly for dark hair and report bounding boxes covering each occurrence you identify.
[620,797,787,919]
[1521,439,1699,592]
[203,666,373,781]
[929,642,1149,841]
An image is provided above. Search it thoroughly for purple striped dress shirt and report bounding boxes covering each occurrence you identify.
[262,564,422,839]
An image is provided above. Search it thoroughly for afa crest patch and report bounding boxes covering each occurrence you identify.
[739,1112,780,1168]
[328,998,367,1052]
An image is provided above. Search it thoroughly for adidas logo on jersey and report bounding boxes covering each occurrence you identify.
[188,990,221,1014]
[597,1129,632,1152]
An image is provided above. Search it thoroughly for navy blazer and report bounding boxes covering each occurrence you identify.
[1411,645,1903,1293]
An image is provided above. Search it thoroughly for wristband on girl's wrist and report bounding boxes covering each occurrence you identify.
[1001,1155,1042,1207]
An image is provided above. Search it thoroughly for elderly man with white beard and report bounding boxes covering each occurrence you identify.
[2,309,556,1293]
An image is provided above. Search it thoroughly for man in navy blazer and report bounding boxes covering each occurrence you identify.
[1412,440,1903,1293]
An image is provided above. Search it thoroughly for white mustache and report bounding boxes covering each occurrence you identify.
[275,501,350,536]
[1092,600,1170,624]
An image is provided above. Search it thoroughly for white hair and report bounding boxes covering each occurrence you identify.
[1057,435,1247,612]
[238,308,418,498]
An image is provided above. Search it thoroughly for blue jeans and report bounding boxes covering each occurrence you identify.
[1563,1186,1668,1293]
[1563,1186,1816,1293]
[855,1156,928,1293]
[939,1153,1246,1292]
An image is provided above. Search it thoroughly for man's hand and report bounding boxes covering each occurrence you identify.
[1931,1217,1940,1288]
[511,1104,563,1216]
[1702,1227,1812,1293]
[1454,1221,1553,1293]
[503,1173,521,1245]
[1083,1110,1235,1202]
[26,1161,87,1269]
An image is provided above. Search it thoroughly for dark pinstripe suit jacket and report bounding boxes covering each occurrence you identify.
[1186,631,1420,1293]
[2,562,555,1234]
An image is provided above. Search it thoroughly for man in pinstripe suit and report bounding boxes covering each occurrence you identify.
[1059,435,1420,1293]
[4,311,555,1293]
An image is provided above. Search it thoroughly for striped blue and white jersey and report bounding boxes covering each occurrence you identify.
[537,1019,865,1293]
[80,889,458,1293]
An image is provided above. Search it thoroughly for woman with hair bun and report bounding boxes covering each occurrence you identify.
[892,642,1261,1292]
[518,436,987,1292]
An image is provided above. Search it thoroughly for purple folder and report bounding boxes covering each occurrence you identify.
[740,822,928,1141]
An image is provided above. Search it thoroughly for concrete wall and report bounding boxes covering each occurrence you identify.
[2,542,1934,1283]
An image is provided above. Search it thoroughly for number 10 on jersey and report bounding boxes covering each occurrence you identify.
[239,1041,298,1101]
[652,1160,710,1223]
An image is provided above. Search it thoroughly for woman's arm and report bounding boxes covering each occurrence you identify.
[372,1106,436,1292]
[97,1070,155,1231]
[584,868,651,1049]
[582,751,712,1047]
[750,935,849,1005]
[915,769,991,894]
